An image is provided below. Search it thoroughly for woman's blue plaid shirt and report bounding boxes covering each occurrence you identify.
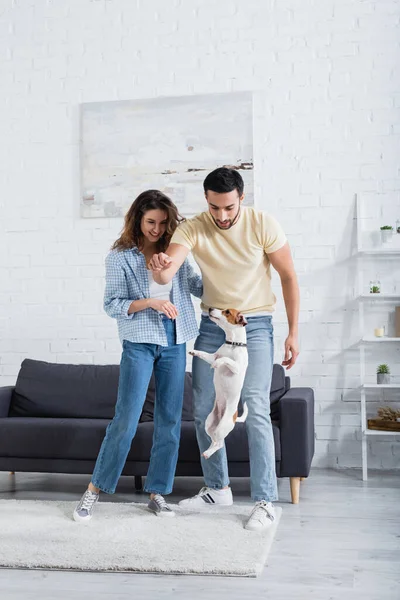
[104,247,203,346]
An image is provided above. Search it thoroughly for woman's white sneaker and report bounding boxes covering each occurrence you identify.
[179,486,233,509]
[245,500,275,531]
[73,489,99,522]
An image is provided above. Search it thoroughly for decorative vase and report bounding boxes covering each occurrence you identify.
[380,229,393,243]
[377,373,390,384]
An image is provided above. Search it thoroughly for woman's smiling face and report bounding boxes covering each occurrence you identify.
[140,209,168,245]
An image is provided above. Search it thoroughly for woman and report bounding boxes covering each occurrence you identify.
[73,190,202,521]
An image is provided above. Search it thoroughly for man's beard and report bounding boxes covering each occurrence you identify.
[212,205,241,230]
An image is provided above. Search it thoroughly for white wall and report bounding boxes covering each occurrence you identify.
[1,0,400,469]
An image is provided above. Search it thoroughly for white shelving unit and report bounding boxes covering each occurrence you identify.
[355,195,400,480]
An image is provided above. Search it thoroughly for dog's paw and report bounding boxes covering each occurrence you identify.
[211,358,225,369]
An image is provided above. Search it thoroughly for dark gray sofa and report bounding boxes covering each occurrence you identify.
[0,358,315,503]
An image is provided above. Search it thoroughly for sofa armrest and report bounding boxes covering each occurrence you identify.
[279,388,315,477]
[0,386,14,417]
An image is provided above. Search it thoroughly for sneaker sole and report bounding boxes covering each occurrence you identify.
[178,500,233,510]
[147,508,176,517]
[245,515,275,531]
[244,521,274,531]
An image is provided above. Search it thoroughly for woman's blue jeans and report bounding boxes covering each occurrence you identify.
[192,315,278,502]
[92,317,186,495]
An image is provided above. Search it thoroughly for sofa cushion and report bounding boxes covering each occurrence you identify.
[177,420,281,462]
[9,359,288,421]
[0,417,155,462]
[140,372,194,423]
[142,365,288,422]
[270,364,286,405]
[9,359,120,419]
[0,417,281,462]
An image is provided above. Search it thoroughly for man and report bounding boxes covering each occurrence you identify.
[148,167,299,531]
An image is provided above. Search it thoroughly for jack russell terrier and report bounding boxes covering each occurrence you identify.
[190,308,249,459]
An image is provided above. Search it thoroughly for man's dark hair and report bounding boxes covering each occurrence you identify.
[203,167,244,197]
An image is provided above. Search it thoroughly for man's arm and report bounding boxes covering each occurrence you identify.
[148,243,190,284]
[268,242,300,369]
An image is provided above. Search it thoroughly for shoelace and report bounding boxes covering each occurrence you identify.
[153,494,169,509]
[250,501,274,522]
[79,491,98,511]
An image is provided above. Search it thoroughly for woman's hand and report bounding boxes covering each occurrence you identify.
[148,253,173,272]
[149,299,178,319]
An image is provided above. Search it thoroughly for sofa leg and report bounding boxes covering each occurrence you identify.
[9,472,15,475]
[300,477,306,482]
[134,475,143,492]
[290,477,300,504]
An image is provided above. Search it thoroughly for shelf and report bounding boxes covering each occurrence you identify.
[364,429,400,436]
[359,249,400,256]
[360,294,400,301]
[361,337,400,343]
[362,384,400,389]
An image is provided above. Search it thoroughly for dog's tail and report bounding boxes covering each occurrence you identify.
[235,402,248,423]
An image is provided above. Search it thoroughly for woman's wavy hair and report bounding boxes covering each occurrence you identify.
[112,190,184,253]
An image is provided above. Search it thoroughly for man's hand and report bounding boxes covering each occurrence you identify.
[282,334,299,370]
[148,252,173,272]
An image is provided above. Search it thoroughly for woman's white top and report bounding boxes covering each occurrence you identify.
[147,270,172,302]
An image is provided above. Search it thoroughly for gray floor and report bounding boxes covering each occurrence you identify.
[0,468,399,600]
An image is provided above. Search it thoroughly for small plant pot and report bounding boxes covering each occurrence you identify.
[377,373,390,384]
[380,229,393,243]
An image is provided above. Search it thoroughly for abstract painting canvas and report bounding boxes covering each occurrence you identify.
[80,92,254,218]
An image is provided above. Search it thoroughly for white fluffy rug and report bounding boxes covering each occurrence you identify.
[0,499,281,577]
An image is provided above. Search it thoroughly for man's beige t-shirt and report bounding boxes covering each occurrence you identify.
[170,207,287,314]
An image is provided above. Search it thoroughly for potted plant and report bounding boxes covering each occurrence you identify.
[380,225,393,243]
[377,364,390,384]
[369,280,381,294]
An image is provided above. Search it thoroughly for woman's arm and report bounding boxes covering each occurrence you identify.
[104,253,179,320]
[128,298,178,319]
[127,299,151,314]
[104,253,136,319]
[185,261,203,299]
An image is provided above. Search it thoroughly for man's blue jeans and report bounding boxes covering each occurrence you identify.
[192,315,278,502]
[92,317,186,495]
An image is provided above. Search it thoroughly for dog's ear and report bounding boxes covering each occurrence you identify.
[236,313,248,326]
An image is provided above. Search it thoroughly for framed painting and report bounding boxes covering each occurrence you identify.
[80,91,254,218]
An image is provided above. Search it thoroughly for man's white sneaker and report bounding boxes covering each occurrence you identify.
[179,486,233,509]
[245,501,276,531]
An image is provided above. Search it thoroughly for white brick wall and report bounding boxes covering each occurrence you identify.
[1,0,400,470]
